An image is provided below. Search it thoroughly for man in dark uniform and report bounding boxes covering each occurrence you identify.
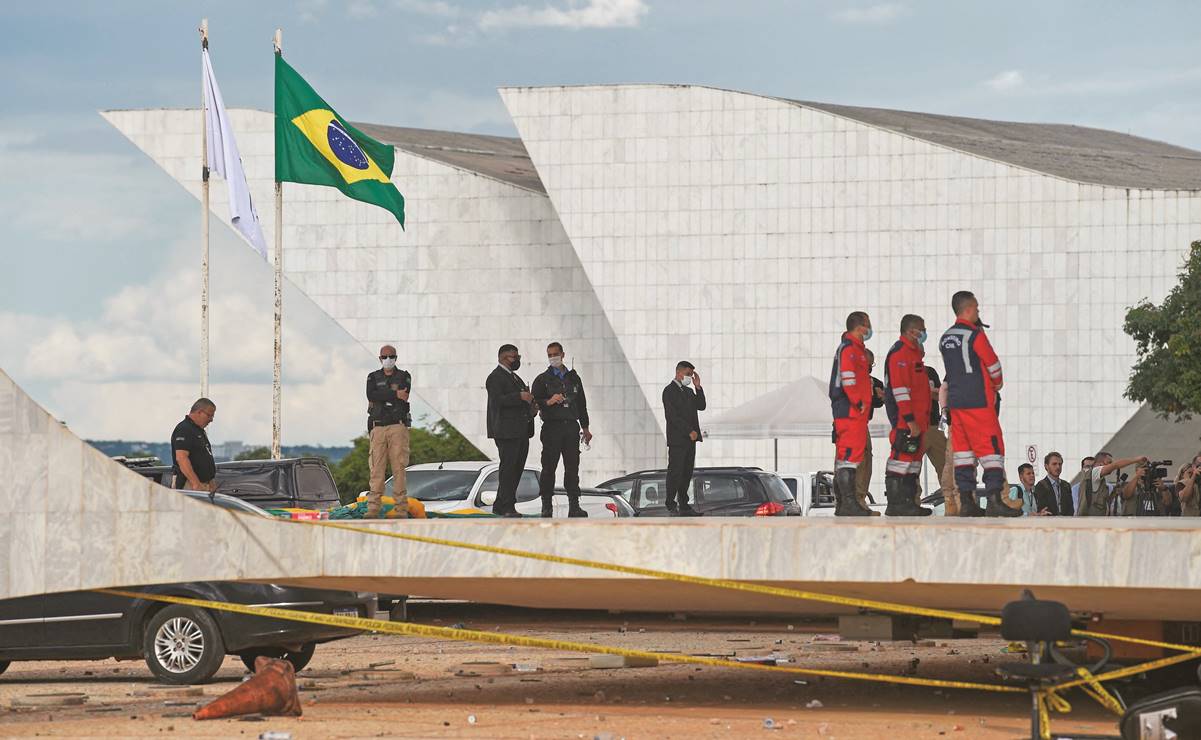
[662,360,706,516]
[171,398,217,491]
[486,344,535,517]
[365,344,412,519]
[531,341,591,518]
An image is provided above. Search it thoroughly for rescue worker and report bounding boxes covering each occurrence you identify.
[531,341,592,518]
[882,314,933,516]
[365,345,411,519]
[829,311,874,516]
[938,292,1018,517]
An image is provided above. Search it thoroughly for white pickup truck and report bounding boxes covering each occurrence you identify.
[775,471,888,516]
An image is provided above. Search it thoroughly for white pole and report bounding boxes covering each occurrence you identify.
[271,28,283,461]
[199,18,210,398]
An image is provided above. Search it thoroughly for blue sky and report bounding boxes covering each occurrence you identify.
[3,0,1201,445]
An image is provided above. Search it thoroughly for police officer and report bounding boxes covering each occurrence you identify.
[829,311,874,516]
[171,398,217,491]
[365,344,412,519]
[531,342,591,518]
[938,292,1016,517]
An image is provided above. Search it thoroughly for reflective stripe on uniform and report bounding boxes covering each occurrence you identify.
[980,454,1004,470]
[886,460,911,475]
[835,460,858,470]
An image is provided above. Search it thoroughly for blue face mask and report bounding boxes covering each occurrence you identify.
[917,330,928,345]
[863,328,873,342]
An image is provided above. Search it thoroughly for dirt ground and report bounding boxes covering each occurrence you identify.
[0,603,1130,738]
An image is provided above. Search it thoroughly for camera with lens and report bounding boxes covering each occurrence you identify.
[1134,459,1173,516]
[1144,460,1172,481]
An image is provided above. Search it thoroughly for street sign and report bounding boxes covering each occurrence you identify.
[1026,445,1038,465]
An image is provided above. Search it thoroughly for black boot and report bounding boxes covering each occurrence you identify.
[985,489,1023,517]
[567,495,588,518]
[905,475,932,516]
[540,495,554,518]
[677,500,702,517]
[885,475,932,516]
[834,468,870,516]
[957,489,985,517]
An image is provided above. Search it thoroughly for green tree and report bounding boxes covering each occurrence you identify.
[1124,240,1201,421]
[330,420,487,504]
[235,446,272,461]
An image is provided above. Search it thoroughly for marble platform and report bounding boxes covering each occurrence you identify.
[3,368,1199,621]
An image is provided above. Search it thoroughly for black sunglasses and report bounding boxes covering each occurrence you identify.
[380,354,397,360]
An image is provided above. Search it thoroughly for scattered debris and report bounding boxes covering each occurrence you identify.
[11,693,88,708]
[368,660,396,669]
[467,715,477,725]
[806,699,824,709]
[763,717,779,730]
[589,654,658,669]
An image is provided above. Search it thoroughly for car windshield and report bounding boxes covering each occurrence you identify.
[395,469,479,501]
[758,474,795,503]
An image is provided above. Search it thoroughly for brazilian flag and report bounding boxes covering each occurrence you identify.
[274,54,405,227]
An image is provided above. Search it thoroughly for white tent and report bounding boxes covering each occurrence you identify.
[704,376,891,468]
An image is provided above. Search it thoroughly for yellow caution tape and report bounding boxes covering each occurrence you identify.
[300,518,1201,655]
[1073,667,1125,715]
[97,588,1022,694]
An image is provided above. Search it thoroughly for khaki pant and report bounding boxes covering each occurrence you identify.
[368,423,410,516]
[855,436,880,514]
[938,428,960,516]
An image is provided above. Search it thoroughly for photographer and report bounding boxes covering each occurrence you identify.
[1077,451,1144,517]
[1176,455,1201,517]
[1130,461,1175,516]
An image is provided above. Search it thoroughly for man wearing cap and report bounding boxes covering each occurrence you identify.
[365,344,412,519]
[662,361,706,516]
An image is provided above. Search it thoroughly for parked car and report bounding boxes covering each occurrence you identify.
[597,467,801,517]
[125,457,341,510]
[383,461,636,518]
[776,471,887,516]
[0,583,374,684]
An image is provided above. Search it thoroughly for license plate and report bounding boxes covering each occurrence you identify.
[333,608,359,618]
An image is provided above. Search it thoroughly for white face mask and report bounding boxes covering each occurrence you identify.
[681,375,692,387]
[548,356,564,368]
[381,358,396,370]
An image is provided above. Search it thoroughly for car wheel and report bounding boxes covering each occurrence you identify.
[240,643,316,674]
[143,605,226,684]
[0,660,9,676]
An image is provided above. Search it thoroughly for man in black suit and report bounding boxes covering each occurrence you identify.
[486,344,535,518]
[1032,451,1072,516]
[662,360,706,516]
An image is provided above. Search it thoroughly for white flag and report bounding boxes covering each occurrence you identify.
[202,47,268,259]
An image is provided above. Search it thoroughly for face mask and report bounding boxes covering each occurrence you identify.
[681,375,693,387]
[381,358,396,370]
[916,330,927,345]
[510,357,521,371]
[863,328,873,342]
[549,356,564,369]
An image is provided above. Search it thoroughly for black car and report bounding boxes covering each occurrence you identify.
[129,457,341,510]
[0,582,374,684]
[598,467,801,517]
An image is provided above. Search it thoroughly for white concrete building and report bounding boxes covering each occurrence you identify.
[106,85,1201,488]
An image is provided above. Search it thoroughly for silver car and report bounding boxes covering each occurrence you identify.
[384,461,635,517]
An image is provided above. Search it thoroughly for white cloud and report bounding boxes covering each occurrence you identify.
[478,0,648,30]
[394,0,462,17]
[348,0,380,18]
[985,69,1025,92]
[829,2,906,24]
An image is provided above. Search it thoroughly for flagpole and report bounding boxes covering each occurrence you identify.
[199,18,210,398]
[271,27,283,461]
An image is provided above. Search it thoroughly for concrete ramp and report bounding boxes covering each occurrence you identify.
[3,368,1201,621]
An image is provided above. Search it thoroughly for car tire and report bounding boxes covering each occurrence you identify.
[143,605,226,684]
[0,660,9,676]
[239,643,316,674]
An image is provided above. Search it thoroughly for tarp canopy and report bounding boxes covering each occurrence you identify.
[704,376,892,439]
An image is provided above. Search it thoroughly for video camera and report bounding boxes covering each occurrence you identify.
[1144,459,1173,482]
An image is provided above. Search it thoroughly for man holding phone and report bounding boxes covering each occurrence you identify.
[662,361,706,516]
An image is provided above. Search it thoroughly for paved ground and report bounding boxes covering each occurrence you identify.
[0,604,1132,738]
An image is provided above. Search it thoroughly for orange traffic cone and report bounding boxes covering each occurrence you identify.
[193,657,302,720]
